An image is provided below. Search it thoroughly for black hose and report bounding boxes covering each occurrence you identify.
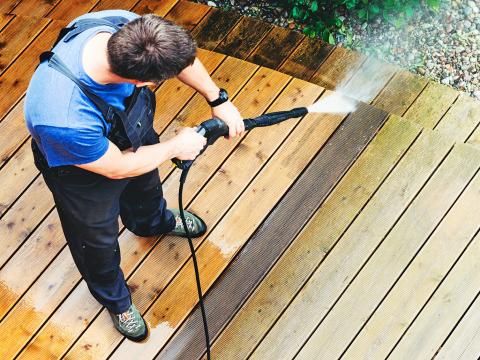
[179,167,211,360]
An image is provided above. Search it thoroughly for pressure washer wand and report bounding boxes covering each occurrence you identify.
[172,106,309,173]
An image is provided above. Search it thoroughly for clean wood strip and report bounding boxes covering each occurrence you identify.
[467,126,480,146]
[132,0,180,16]
[403,81,458,129]
[278,36,334,81]
[207,115,421,360]
[310,46,366,90]
[0,20,64,122]
[164,1,209,31]
[160,104,391,360]
[344,153,480,359]
[12,0,61,17]
[249,129,452,360]
[372,70,428,116]
[246,26,304,69]
[101,93,346,360]
[389,232,480,359]
[19,64,283,359]
[341,55,398,104]
[436,93,480,142]
[0,16,49,76]
[296,143,480,359]
[191,8,242,50]
[436,291,480,359]
[215,16,272,60]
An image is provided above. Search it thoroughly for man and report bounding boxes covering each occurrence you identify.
[24,9,244,342]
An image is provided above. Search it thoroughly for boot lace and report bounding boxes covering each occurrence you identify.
[118,308,141,331]
[175,214,196,232]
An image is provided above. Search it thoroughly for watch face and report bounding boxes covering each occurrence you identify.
[219,89,228,101]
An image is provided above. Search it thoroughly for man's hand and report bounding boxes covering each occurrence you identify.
[211,100,245,138]
[171,127,207,160]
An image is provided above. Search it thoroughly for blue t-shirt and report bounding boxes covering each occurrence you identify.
[25,10,140,167]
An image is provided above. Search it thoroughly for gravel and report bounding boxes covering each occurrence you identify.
[193,0,480,100]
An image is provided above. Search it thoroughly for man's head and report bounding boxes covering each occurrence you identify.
[107,14,197,84]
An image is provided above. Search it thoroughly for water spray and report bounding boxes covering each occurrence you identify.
[173,96,356,360]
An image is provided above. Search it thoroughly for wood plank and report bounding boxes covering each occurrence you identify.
[248,129,453,360]
[436,93,480,143]
[403,81,458,129]
[296,143,480,359]
[344,154,480,359]
[0,20,65,122]
[436,292,480,359]
[90,0,140,12]
[467,126,480,147]
[246,25,304,69]
[278,36,334,80]
[0,1,22,14]
[11,0,61,17]
[0,176,54,269]
[389,232,480,359]
[18,65,287,359]
[48,0,100,21]
[159,104,392,360]
[0,99,27,163]
[0,16,49,76]
[165,1,209,31]
[215,16,272,60]
[310,46,366,90]
[101,93,347,360]
[191,8,242,50]
[340,55,398,104]
[372,70,428,116]
[132,0,179,16]
[206,115,422,360]
[0,13,14,32]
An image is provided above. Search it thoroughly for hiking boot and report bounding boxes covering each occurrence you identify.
[168,208,207,238]
[109,303,148,342]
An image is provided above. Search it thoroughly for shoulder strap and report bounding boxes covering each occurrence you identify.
[62,16,128,43]
[39,51,116,123]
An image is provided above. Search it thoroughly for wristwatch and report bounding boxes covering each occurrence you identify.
[207,88,229,107]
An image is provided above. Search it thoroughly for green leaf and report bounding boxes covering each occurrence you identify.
[328,33,336,44]
[358,8,367,19]
[310,0,318,12]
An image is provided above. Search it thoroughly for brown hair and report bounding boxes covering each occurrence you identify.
[107,14,197,82]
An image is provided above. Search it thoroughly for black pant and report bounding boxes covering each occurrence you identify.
[32,140,175,314]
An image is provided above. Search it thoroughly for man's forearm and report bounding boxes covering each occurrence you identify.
[176,57,220,102]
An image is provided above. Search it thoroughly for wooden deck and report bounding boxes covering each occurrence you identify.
[0,1,480,359]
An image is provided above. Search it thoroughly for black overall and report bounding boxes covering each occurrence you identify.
[31,16,175,314]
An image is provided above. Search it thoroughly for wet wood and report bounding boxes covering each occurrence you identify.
[12,0,61,17]
[91,0,140,12]
[390,231,480,359]
[246,25,304,69]
[160,103,391,360]
[0,13,14,32]
[132,0,179,16]
[0,16,49,76]
[215,16,272,60]
[279,36,334,80]
[344,149,480,358]
[165,1,210,31]
[207,115,422,360]
[18,65,288,359]
[0,20,65,122]
[310,46,366,90]
[104,92,346,360]
[372,70,428,116]
[403,82,458,129]
[297,143,480,359]
[0,0,22,14]
[48,0,100,21]
[249,129,453,359]
[191,8,242,50]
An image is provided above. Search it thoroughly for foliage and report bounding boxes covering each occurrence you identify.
[279,0,442,45]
